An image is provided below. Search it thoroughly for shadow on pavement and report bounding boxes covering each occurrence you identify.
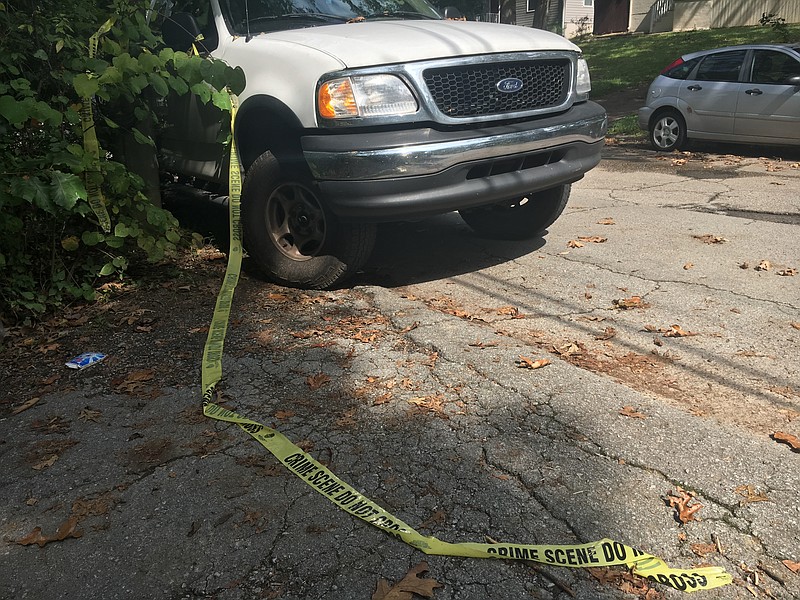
[354,214,547,287]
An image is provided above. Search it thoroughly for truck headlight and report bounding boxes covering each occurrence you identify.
[576,57,591,99]
[318,74,418,119]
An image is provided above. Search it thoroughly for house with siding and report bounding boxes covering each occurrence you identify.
[492,0,800,37]
[507,0,595,36]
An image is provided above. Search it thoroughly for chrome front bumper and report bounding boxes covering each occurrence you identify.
[300,101,607,221]
[303,101,607,182]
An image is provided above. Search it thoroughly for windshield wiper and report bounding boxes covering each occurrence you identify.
[246,13,350,26]
[362,10,437,20]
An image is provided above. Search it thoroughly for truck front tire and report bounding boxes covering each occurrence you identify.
[458,184,570,239]
[242,151,376,289]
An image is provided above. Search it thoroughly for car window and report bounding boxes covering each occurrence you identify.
[663,57,701,80]
[694,50,747,82]
[751,50,800,84]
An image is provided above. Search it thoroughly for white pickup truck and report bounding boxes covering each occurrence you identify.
[157,0,607,288]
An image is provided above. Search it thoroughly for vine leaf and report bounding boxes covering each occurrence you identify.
[49,171,86,210]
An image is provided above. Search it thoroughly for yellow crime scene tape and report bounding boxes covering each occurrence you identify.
[80,19,115,233]
[193,95,732,593]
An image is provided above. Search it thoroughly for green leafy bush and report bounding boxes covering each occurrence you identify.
[0,0,244,321]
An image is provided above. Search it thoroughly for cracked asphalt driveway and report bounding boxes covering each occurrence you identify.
[1,144,799,599]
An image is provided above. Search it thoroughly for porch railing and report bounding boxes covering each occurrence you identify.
[649,0,674,32]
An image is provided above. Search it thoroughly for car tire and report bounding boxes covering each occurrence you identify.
[458,184,570,239]
[241,151,376,289]
[649,109,687,151]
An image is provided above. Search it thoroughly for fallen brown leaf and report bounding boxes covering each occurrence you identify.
[588,567,658,598]
[690,542,717,557]
[399,321,419,333]
[613,296,650,310]
[783,560,800,573]
[771,431,800,452]
[496,306,519,316]
[292,328,327,339]
[274,410,296,420]
[792,322,800,330]
[113,369,156,393]
[407,394,447,417]
[516,356,551,370]
[663,324,698,338]
[32,455,59,471]
[683,262,694,270]
[777,268,797,276]
[16,516,83,547]
[41,373,61,386]
[78,408,102,422]
[578,236,607,243]
[596,217,616,225]
[667,487,703,524]
[31,415,70,434]
[693,234,728,245]
[567,239,585,248]
[734,484,769,505]
[595,327,617,341]
[619,406,646,419]
[468,340,499,348]
[372,562,442,600]
[555,342,583,356]
[306,373,331,391]
[418,509,446,531]
[755,260,772,271]
[266,292,291,302]
[373,392,393,406]
[12,397,41,415]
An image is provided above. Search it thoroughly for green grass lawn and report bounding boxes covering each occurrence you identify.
[579,23,800,98]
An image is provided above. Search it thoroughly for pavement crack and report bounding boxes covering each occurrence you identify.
[554,253,799,312]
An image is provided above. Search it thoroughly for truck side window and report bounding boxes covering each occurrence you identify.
[173,0,219,52]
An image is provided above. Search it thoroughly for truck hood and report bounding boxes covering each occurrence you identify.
[258,21,581,68]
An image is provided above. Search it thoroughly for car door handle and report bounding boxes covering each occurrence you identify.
[686,85,702,91]
[745,88,763,95]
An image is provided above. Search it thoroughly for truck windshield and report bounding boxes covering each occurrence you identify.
[221,0,442,34]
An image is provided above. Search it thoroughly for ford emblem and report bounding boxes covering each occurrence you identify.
[496,77,524,93]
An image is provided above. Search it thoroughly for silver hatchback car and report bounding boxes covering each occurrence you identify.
[638,44,800,151]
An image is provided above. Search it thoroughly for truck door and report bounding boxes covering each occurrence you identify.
[153,0,228,183]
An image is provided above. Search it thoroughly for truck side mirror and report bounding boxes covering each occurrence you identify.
[163,12,202,52]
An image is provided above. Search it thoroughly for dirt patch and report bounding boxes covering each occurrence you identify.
[594,84,649,122]
[0,250,230,420]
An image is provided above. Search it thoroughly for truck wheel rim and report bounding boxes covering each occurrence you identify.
[266,183,326,261]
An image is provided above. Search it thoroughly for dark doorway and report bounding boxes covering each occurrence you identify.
[593,0,630,34]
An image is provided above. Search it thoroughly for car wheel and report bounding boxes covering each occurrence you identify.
[649,110,687,151]
[242,151,376,289]
[458,184,570,239]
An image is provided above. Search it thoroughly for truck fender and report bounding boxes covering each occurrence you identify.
[236,95,306,173]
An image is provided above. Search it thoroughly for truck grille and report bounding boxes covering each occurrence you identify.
[422,59,570,118]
